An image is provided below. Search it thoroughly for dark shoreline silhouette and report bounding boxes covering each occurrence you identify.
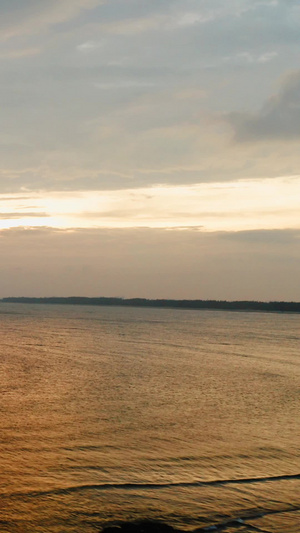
[1,297,300,313]
[99,510,300,533]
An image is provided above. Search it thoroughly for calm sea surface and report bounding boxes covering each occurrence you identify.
[0,303,299,532]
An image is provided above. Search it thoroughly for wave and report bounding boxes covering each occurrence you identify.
[6,473,299,499]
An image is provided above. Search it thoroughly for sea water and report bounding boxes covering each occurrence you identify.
[0,303,299,532]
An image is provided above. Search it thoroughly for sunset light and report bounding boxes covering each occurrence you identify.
[1,3,300,532]
[1,176,300,232]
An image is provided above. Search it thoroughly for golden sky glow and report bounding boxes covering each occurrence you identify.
[1,176,299,232]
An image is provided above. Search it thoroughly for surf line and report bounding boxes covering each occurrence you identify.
[7,473,300,499]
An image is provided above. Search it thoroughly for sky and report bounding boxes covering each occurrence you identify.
[1,0,300,300]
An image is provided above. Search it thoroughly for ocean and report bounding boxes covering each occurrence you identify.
[0,303,299,532]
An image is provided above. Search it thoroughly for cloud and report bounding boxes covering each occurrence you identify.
[0,0,101,40]
[220,228,300,244]
[95,9,220,36]
[0,212,49,219]
[223,51,278,66]
[1,0,300,193]
[0,47,40,59]
[229,70,300,141]
[0,226,299,300]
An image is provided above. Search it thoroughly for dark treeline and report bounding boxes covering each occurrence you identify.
[2,297,300,313]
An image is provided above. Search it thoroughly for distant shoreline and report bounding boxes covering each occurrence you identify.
[1,297,300,313]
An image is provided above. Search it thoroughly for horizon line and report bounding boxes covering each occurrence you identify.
[1,297,300,313]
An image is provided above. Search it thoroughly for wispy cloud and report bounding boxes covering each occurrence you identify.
[223,50,278,65]
[1,0,101,40]
[0,212,49,219]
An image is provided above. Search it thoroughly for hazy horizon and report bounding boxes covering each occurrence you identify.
[1,1,300,298]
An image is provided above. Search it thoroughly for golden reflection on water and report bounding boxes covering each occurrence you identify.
[0,304,299,532]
